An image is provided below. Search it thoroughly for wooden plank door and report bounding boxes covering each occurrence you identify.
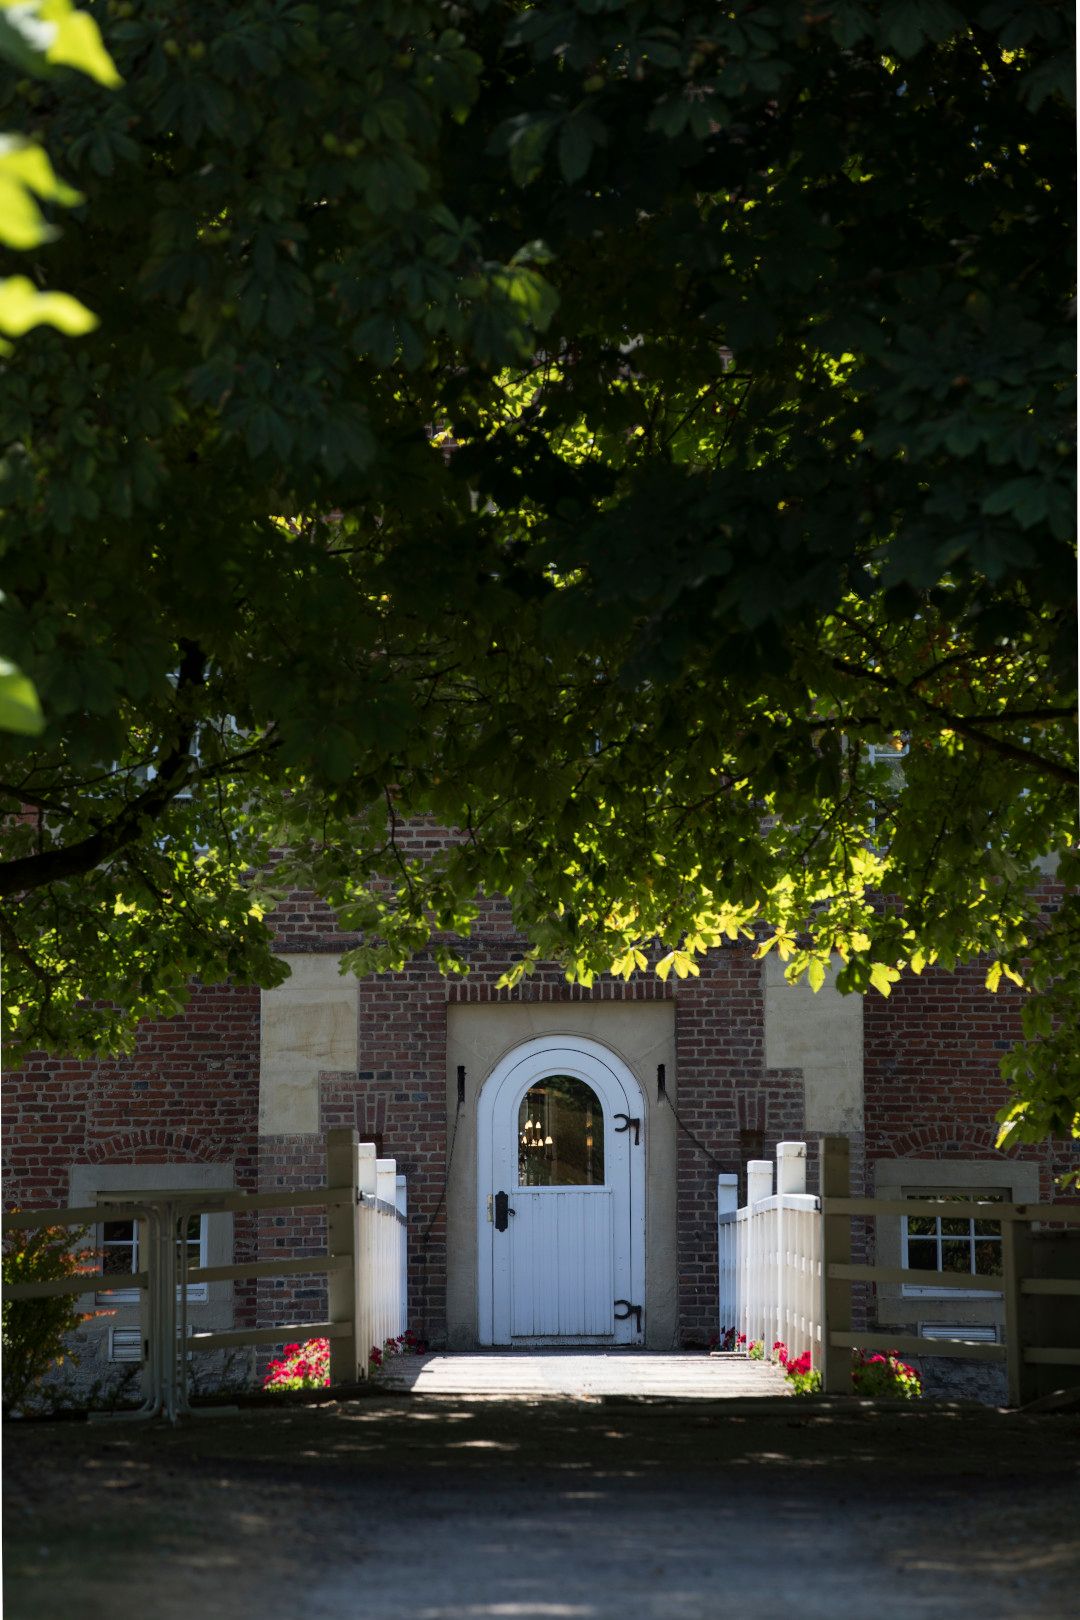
[509,1188,615,1340]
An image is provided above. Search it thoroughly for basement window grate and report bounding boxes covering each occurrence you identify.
[109,1327,144,1363]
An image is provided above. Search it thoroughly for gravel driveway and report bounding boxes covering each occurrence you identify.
[5,1394,1078,1620]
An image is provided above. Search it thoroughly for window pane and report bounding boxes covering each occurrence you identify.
[906,1214,938,1238]
[183,1215,202,1270]
[940,1240,972,1275]
[941,1216,970,1237]
[973,1216,1002,1237]
[973,1240,1003,1278]
[101,1220,136,1276]
[906,1238,939,1272]
[518,1076,605,1187]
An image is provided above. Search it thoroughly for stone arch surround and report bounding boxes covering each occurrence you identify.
[83,1128,233,1165]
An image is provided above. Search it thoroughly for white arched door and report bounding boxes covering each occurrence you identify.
[477,1036,645,1346]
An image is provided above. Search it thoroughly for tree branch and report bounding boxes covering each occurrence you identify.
[828,656,1076,785]
[0,647,214,899]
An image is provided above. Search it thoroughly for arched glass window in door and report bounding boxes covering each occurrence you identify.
[518,1075,605,1187]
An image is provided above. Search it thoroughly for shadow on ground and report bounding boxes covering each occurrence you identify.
[5,1396,1079,1620]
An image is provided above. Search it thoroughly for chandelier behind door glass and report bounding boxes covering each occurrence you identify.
[518,1075,605,1187]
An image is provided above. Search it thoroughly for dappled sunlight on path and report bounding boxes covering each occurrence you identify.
[4,1398,1078,1620]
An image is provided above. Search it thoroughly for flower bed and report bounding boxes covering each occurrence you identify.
[263,1329,426,1392]
[851,1347,922,1400]
[717,1327,922,1399]
[772,1340,821,1395]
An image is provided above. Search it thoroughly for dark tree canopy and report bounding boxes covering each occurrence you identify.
[0,1,1076,1149]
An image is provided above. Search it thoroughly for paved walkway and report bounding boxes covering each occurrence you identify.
[378,1349,790,1398]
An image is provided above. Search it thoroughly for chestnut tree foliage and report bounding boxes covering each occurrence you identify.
[0,2,1076,1149]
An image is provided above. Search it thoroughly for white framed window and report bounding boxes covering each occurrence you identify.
[867,737,910,767]
[97,1210,208,1305]
[901,1189,1003,1298]
[865,737,910,847]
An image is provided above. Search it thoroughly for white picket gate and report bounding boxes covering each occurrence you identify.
[357,1151,409,1361]
[718,1141,823,1365]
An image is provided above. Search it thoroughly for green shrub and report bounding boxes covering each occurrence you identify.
[2,1223,96,1413]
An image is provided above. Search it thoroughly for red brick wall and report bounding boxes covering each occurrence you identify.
[2,982,263,1325]
[863,951,1068,1197]
[2,983,259,1200]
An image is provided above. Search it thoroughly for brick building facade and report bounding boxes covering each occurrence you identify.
[3,872,1075,1390]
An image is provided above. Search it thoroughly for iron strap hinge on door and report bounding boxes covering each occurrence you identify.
[613,1113,641,1145]
[613,1300,643,1333]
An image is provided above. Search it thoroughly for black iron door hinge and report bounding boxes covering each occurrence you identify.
[614,1300,643,1333]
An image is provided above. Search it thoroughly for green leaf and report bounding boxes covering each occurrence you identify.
[0,657,45,734]
[0,274,97,337]
[502,113,557,187]
[557,118,593,184]
[0,7,54,75]
[868,962,900,997]
[0,0,121,85]
[493,265,559,332]
[0,136,82,249]
[880,6,929,58]
[981,477,1049,529]
[45,2,122,85]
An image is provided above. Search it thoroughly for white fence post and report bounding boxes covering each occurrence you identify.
[717,1173,739,1339]
[355,1141,378,1378]
[395,1173,408,1335]
[375,1158,398,1352]
[776,1141,807,1196]
[326,1128,361,1384]
[745,1160,773,1347]
[775,1142,807,1354]
[746,1160,773,1205]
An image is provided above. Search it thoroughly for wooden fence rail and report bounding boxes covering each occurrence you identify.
[818,1135,1080,1404]
[719,1137,1079,1405]
[2,1128,407,1422]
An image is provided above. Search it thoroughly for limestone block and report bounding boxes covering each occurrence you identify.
[763,953,864,1133]
[259,955,359,1135]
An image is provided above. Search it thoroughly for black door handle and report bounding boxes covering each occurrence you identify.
[494,1190,516,1232]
